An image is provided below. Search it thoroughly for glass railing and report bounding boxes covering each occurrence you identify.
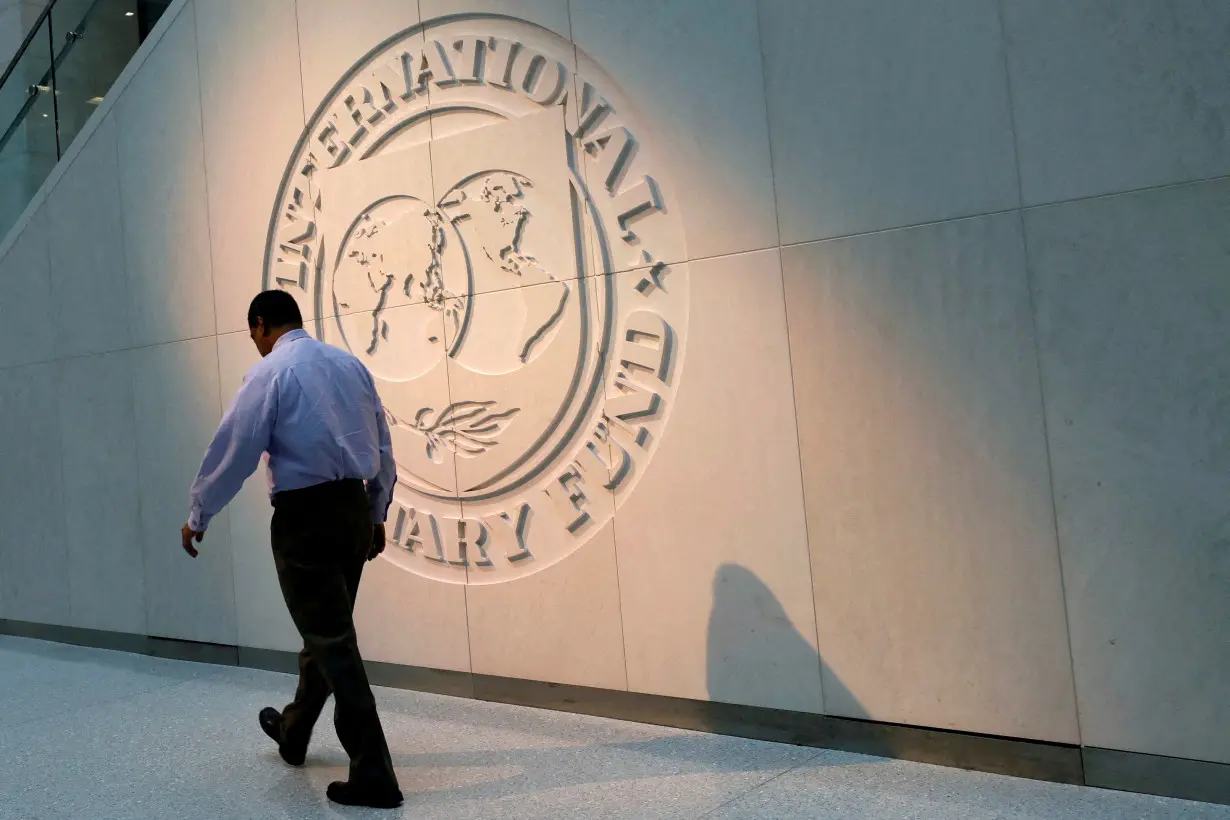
[0,0,170,242]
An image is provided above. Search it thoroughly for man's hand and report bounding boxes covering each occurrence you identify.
[368,523,386,562]
[182,524,204,558]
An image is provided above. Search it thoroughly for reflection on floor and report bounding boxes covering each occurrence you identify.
[0,636,1225,819]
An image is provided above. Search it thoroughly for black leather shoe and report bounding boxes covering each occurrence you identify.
[326,780,404,809]
[258,707,306,766]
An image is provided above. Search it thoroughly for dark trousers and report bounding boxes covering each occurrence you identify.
[269,479,398,790]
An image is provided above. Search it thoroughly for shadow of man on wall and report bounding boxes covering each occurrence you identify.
[705,563,887,758]
[706,563,828,714]
[704,563,1031,775]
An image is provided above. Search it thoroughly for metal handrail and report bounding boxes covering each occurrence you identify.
[0,0,55,95]
[0,10,58,159]
[0,0,113,160]
[0,0,166,242]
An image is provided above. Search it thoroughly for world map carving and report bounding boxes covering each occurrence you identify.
[331,170,575,463]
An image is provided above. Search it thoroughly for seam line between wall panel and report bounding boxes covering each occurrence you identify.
[291,0,308,126]
[418,7,477,671]
[190,0,220,342]
[772,173,1230,254]
[110,75,156,639]
[293,0,311,125]
[996,0,1083,747]
[44,207,74,629]
[565,15,632,690]
[190,0,240,646]
[753,0,827,714]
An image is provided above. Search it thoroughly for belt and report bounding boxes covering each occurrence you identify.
[272,478,365,507]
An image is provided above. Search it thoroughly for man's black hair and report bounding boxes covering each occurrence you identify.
[248,290,304,330]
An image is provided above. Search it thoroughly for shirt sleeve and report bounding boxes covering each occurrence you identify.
[365,375,397,525]
[187,370,279,532]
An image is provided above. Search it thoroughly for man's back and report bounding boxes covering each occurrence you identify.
[188,328,396,533]
[254,331,384,495]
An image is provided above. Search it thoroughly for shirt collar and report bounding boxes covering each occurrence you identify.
[273,328,310,350]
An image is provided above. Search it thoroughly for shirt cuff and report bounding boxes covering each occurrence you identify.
[188,508,212,533]
[368,494,385,525]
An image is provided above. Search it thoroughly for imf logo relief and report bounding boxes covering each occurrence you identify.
[264,15,688,584]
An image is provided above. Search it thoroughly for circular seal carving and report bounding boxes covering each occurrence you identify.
[264,15,688,584]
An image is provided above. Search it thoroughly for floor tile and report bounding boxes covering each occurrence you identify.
[706,752,1230,820]
[0,639,1225,819]
[0,638,223,731]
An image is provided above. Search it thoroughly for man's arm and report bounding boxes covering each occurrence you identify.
[366,386,397,528]
[186,371,278,537]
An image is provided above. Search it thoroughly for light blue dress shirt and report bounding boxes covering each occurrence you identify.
[188,329,396,532]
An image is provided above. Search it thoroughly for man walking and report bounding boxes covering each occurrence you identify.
[181,290,403,809]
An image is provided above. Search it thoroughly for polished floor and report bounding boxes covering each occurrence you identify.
[0,636,1225,819]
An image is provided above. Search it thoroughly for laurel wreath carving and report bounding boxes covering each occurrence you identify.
[385,401,520,464]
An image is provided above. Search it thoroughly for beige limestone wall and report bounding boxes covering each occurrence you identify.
[0,0,1226,768]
